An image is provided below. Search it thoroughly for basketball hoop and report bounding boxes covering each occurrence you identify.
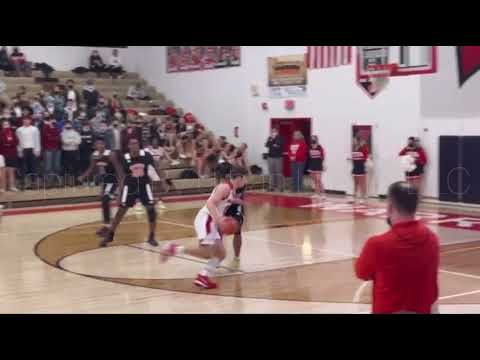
[364,63,397,95]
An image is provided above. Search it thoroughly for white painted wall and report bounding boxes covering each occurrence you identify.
[133,46,425,196]
[2,46,137,72]
[420,46,480,200]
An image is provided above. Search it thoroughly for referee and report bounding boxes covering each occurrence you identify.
[355,181,439,314]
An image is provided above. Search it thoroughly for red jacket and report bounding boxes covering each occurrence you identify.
[355,220,439,314]
[288,140,308,162]
[42,125,61,151]
[0,128,19,159]
[399,146,427,166]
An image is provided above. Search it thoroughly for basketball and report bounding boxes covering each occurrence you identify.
[219,217,239,235]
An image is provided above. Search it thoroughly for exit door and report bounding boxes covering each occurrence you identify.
[270,118,311,177]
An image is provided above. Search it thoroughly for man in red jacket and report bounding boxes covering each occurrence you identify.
[41,116,62,187]
[287,130,308,192]
[355,181,439,314]
[399,137,427,195]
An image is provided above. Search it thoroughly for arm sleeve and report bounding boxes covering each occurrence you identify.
[399,147,407,156]
[417,148,427,166]
[355,237,377,281]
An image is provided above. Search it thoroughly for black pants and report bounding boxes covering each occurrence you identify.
[79,148,93,175]
[22,149,37,177]
[63,150,80,182]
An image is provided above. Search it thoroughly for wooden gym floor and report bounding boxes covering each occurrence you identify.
[4,191,480,313]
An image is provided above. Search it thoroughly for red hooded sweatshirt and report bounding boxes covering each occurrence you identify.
[355,220,439,314]
[42,124,61,151]
[0,127,19,159]
[288,140,308,163]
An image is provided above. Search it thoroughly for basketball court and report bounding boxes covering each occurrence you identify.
[1,191,480,313]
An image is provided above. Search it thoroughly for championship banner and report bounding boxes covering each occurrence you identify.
[167,46,241,73]
[268,54,307,98]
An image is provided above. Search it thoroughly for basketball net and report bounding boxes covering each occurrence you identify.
[366,63,397,93]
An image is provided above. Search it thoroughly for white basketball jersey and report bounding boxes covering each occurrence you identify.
[199,183,234,217]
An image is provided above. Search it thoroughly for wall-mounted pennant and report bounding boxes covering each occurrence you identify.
[457,46,480,87]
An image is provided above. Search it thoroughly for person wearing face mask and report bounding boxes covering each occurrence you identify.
[63,99,78,123]
[89,50,106,77]
[307,135,326,201]
[16,116,41,189]
[41,116,62,187]
[78,120,95,176]
[355,181,439,314]
[96,120,114,150]
[61,121,82,185]
[65,79,81,108]
[0,119,19,192]
[399,136,427,196]
[265,127,284,192]
[82,79,100,118]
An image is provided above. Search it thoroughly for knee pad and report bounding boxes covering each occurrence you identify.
[146,206,157,222]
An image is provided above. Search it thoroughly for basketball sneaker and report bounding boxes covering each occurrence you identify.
[99,231,114,248]
[194,274,217,289]
[228,257,241,271]
[160,242,179,262]
[147,233,159,247]
[96,225,110,238]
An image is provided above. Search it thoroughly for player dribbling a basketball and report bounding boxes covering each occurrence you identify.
[160,163,248,289]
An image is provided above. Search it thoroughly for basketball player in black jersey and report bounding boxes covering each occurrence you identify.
[224,174,247,270]
[78,138,124,234]
[98,138,160,248]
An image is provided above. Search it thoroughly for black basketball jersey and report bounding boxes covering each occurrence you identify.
[123,150,155,185]
[93,149,116,182]
[224,185,246,219]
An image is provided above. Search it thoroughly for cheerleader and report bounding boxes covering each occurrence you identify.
[307,135,325,201]
[348,138,369,204]
[399,137,427,195]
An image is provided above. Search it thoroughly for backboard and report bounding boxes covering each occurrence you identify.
[357,46,437,79]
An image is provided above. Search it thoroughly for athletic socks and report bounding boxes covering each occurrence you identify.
[201,257,221,277]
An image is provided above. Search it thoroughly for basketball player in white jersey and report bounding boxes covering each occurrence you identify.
[161,162,248,289]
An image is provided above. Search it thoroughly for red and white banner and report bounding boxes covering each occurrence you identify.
[306,46,352,69]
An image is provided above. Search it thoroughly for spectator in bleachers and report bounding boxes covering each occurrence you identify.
[109,93,124,115]
[41,90,55,115]
[31,96,46,124]
[0,79,10,108]
[53,85,66,121]
[41,116,62,186]
[221,144,236,164]
[127,82,152,101]
[72,109,87,132]
[89,50,106,77]
[232,143,250,174]
[0,46,13,73]
[0,119,19,192]
[63,99,78,123]
[96,120,114,150]
[65,79,81,108]
[16,115,41,189]
[10,47,31,77]
[121,121,142,153]
[139,116,152,146]
[96,97,111,122]
[61,121,81,184]
[82,79,100,118]
[108,49,124,78]
[78,120,94,177]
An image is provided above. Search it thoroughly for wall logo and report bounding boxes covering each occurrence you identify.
[457,46,480,87]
